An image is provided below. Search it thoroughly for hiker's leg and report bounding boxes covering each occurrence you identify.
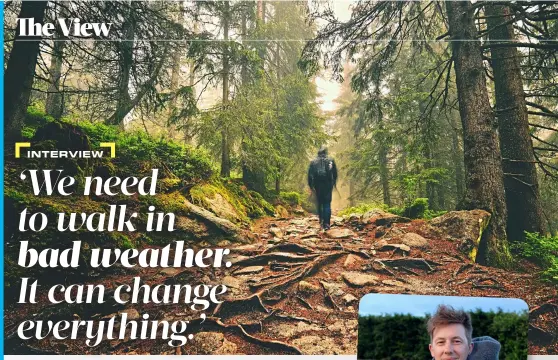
[324,201,331,229]
[322,190,332,229]
[320,202,327,229]
[315,192,323,227]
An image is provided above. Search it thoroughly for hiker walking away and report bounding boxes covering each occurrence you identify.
[308,146,337,230]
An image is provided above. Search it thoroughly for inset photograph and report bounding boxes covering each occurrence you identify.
[358,294,528,360]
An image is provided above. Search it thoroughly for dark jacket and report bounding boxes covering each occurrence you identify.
[308,150,337,191]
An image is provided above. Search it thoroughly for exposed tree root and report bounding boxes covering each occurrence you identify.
[376,258,440,271]
[454,264,473,277]
[470,268,489,274]
[269,262,308,271]
[257,251,346,294]
[295,295,314,310]
[216,252,353,320]
[472,284,506,291]
[237,324,302,354]
[369,261,397,276]
[234,252,320,267]
[213,293,269,318]
[248,273,284,284]
[400,266,420,276]
[264,309,313,324]
[262,243,315,255]
[164,269,195,285]
[260,290,284,304]
[342,247,372,259]
[249,268,307,289]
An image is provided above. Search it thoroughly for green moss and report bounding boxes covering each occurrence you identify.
[190,180,275,221]
[158,178,182,193]
[190,183,220,209]
[470,213,491,262]
[279,191,302,206]
[389,198,447,220]
[339,203,383,217]
[223,180,275,219]
[113,233,134,249]
[247,189,276,216]
[92,158,117,179]
[145,192,189,215]
[512,232,558,282]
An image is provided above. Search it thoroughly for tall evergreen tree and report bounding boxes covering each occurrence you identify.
[4,0,49,141]
[486,3,547,239]
[446,1,511,266]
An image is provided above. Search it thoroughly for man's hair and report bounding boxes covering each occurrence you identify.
[427,305,473,344]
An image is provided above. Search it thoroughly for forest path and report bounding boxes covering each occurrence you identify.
[5,211,557,355]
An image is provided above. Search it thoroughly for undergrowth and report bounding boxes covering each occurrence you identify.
[340,198,446,220]
[512,232,558,283]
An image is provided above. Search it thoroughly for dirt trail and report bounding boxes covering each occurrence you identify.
[5,212,557,355]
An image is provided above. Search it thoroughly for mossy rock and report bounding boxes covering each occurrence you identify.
[276,205,289,218]
[190,180,275,223]
[430,210,491,262]
[190,183,244,223]
[280,191,302,206]
[158,178,182,193]
[92,158,117,180]
[145,192,190,215]
[33,120,92,152]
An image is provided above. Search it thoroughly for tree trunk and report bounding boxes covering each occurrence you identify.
[275,174,280,193]
[256,0,266,62]
[486,3,547,239]
[349,179,356,207]
[183,17,198,145]
[107,49,167,127]
[379,142,391,207]
[107,12,135,126]
[446,1,511,267]
[167,46,181,139]
[257,0,266,24]
[45,39,65,120]
[438,178,447,210]
[242,165,267,194]
[220,1,231,178]
[220,129,230,178]
[240,10,248,84]
[168,2,183,140]
[376,107,391,207]
[398,146,409,204]
[170,49,180,107]
[425,140,439,210]
[451,114,465,205]
[419,101,438,209]
[239,8,267,191]
[5,0,49,141]
[169,0,186,123]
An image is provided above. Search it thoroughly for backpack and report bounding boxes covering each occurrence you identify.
[314,157,333,182]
